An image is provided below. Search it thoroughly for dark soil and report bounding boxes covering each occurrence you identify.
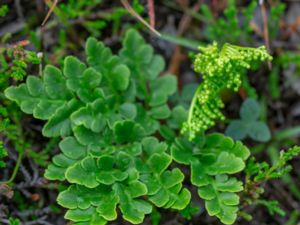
[0,1,300,225]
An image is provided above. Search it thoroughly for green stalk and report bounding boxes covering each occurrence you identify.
[187,85,202,132]
[0,150,24,185]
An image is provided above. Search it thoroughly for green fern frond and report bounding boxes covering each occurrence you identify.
[182,42,272,140]
[4,29,188,225]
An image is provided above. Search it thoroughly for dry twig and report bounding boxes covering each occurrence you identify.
[148,0,156,29]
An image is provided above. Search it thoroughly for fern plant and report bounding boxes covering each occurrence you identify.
[4,29,299,225]
[5,29,190,225]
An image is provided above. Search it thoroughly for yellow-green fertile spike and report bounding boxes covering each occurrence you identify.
[182,42,272,140]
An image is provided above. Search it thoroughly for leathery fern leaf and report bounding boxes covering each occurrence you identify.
[172,133,250,224]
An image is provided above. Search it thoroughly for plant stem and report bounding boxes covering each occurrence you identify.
[0,150,24,185]
[187,85,201,131]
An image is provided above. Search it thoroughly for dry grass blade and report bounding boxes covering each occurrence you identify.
[120,0,161,36]
[41,0,59,27]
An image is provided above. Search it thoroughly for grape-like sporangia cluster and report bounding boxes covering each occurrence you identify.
[5,30,269,225]
[182,42,272,140]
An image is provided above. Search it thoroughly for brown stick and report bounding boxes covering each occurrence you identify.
[260,0,272,69]
[147,0,155,29]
